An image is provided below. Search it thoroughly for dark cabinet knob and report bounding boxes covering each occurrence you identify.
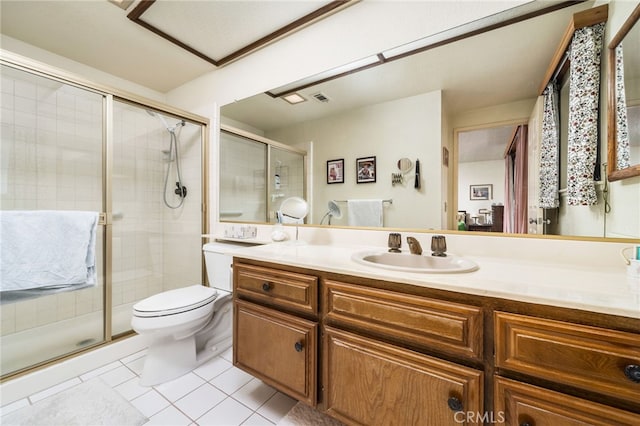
[520,423,532,426]
[447,396,463,412]
[294,341,304,352]
[624,364,640,383]
[262,282,272,292]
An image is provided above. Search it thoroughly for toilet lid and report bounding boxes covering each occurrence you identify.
[133,285,218,317]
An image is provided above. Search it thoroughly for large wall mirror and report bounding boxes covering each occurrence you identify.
[607,2,640,182]
[220,1,639,240]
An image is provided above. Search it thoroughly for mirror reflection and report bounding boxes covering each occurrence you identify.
[220,2,639,239]
[608,2,640,181]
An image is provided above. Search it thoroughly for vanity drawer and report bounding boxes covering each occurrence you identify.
[495,377,640,425]
[324,280,483,360]
[495,312,640,404]
[234,263,318,316]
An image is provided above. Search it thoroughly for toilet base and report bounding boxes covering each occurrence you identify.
[139,334,198,386]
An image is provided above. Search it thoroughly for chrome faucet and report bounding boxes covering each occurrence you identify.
[388,233,401,252]
[406,236,423,255]
[431,235,447,257]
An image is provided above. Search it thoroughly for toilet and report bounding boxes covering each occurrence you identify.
[131,241,243,386]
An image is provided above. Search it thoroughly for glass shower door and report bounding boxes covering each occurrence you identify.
[110,101,203,336]
[269,146,306,222]
[219,130,268,223]
[0,65,105,376]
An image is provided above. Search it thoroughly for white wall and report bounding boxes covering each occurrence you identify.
[265,91,443,229]
[458,159,505,216]
[1,35,166,103]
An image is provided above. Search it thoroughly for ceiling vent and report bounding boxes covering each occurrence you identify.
[311,92,331,103]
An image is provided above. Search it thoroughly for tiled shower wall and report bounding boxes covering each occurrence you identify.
[1,65,104,337]
[219,132,267,223]
[109,101,203,335]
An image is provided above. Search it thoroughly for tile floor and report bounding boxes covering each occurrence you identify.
[1,347,298,426]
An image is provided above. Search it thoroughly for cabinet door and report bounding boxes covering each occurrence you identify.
[324,326,483,426]
[495,377,640,426]
[234,300,317,405]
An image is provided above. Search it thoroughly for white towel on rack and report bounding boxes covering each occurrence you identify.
[0,210,99,292]
[347,199,383,227]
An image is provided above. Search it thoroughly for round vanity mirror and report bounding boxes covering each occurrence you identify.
[279,196,309,221]
[327,200,342,219]
[397,158,413,173]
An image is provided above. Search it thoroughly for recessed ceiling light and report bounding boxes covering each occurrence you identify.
[282,93,307,105]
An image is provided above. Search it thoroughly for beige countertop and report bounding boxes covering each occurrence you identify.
[229,242,640,319]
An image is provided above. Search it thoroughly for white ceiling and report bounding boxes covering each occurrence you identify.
[458,125,516,163]
[0,0,346,93]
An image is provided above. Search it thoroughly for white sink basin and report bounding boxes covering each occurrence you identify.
[351,250,478,273]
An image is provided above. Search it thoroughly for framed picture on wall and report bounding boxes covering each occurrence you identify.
[327,159,344,184]
[470,184,492,200]
[356,156,376,183]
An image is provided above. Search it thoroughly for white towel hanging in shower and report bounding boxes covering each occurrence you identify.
[0,210,99,293]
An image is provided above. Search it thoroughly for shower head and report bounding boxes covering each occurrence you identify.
[146,109,171,132]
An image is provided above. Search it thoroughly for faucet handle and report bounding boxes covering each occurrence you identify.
[431,235,447,257]
[388,233,401,253]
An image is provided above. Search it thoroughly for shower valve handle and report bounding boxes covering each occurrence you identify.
[174,182,187,198]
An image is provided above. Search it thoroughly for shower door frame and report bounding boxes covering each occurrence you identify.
[219,124,308,224]
[0,51,210,380]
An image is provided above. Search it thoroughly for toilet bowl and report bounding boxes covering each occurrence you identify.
[131,242,244,386]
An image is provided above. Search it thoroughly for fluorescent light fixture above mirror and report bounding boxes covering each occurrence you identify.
[269,54,383,98]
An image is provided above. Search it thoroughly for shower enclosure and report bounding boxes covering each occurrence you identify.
[0,56,208,378]
[219,126,306,224]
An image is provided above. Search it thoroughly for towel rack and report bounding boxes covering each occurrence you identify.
[335,199,393,204]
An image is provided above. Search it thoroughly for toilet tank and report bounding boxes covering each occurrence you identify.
[203,242,250,291]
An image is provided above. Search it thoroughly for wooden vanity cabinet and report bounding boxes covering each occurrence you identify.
[323,279,484,426]
[232,258,640,424]
[233,262,319,406]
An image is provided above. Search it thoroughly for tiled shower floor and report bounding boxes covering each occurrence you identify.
[1,347,298,425]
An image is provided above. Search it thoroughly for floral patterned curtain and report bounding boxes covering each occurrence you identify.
[539,83,560,209]
[566,22,605,206]
[615,44,630,170]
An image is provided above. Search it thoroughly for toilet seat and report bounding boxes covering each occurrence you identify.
[133,285,218,318]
